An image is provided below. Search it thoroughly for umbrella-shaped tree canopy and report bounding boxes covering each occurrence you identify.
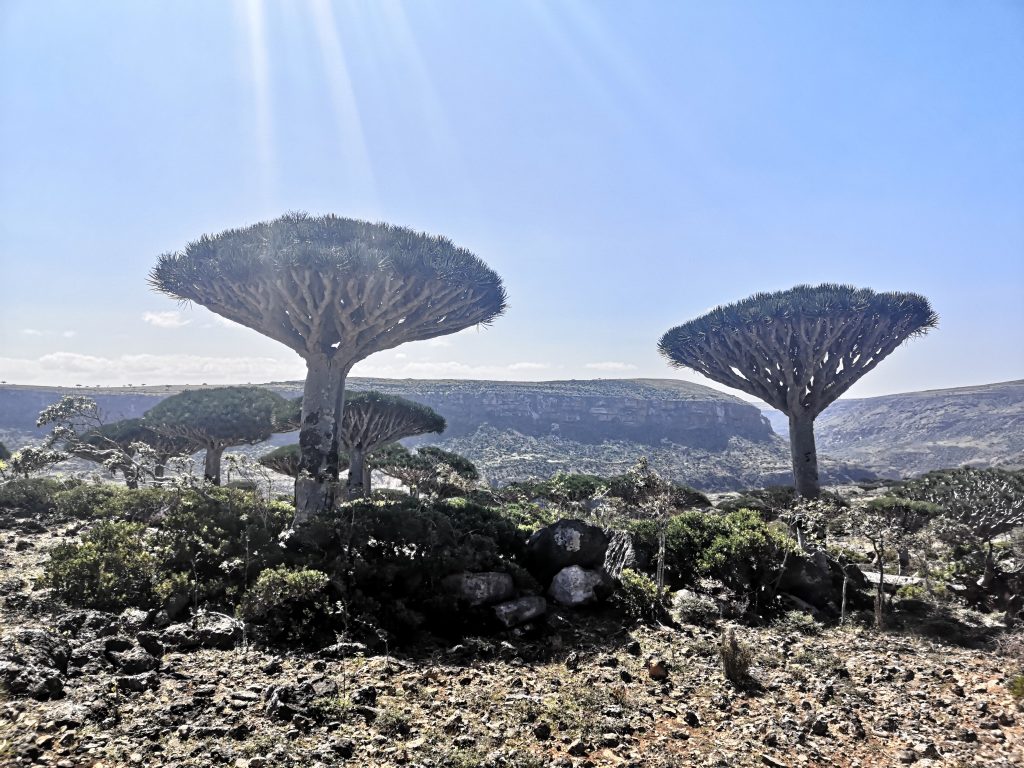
[659,284,937,498]
[149,213,506,529]
[341,391,446,498]
[143,386,287,485]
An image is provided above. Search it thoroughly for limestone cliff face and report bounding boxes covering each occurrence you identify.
[0,387,166,432]
[0,378,773,451]
[338,378,775,450]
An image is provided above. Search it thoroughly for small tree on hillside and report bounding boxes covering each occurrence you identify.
[372,444,479,499]
[342,392,446,498]
[143,387,286,485]
[36,396,153,487]
[659,284,937,498]
[838,497,937,629]
[2,446,66,478]
[149,213,506,529]
[0,442,10,462]
[895,467,1024,589]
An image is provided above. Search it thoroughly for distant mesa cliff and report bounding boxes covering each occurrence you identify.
[812,379,1024,478]
[311,378,776,450]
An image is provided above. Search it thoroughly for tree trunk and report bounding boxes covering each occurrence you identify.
[154,456,167,484]
[294,354,349,529]
[204,443,224,485]
[346,447,367,500]
[788,411,821,499]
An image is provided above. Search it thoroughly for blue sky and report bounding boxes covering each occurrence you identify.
[1,1,1022,401]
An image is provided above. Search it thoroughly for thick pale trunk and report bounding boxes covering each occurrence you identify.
[204,443,224,485]
[294,354,349,528]
[788,411,821,499]
[346,447,368,499]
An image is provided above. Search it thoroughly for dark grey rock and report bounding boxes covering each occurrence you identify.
[0,628,71,700]
[110,647,159,675]
[602,529,637,581]
[526,519,609,583]
[442,572,515,606]
[548,565,610,607]
[493,596,548,628]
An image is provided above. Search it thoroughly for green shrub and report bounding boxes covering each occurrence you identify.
[613,568,663,621]
[45,520,158,610]
[1008,675,1024,702]
[775,610,823,635]
[627,508,795,600]
[306,496,528,639]
[700,508,796,596]
[0,477,69,516]
[150,487,292,606]
[497,501,557,534]
[240,566,333,641]
[50,483,122,519]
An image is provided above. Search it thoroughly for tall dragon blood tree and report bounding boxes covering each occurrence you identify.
[150,213,506,529]
[659,284,937,498]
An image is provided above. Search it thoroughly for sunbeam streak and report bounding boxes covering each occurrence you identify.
[236,0,275,200]
[309,0,377,201]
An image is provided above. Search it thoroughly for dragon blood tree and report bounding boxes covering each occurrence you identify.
[149,213,506,527]
[259,444,350,479]
[143,386,286,485]
[342,391,445,499]
[659,284,937,498]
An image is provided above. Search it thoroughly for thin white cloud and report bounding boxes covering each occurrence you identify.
[585,361,638,371]
[143,311,190,328]
[507,362,550,371]
[21,328,77,338]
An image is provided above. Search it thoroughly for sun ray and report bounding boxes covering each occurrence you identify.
[308,0,377,203]
[235,0,275,202]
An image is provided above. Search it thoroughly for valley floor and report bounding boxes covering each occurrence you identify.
[2,523,1022,768]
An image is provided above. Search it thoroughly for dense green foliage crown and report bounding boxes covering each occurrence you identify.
[144,386,286,444]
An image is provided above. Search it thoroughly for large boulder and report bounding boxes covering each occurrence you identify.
[0,628,71,700]
[162,611,243,650]
[777,551,868,614]
[548,566,611,607]
[526,519,609,584]
[442,572,515,607]
[493,596,547,628]
[264,675,339,723]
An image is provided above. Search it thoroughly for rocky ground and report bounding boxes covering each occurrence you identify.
[2,520,1022,768]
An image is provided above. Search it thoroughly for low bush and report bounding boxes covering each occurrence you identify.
[720,627,753,684]
[149,486,292,606]
[45,520,159,610]
[240,566,334,641]
[304,496,529,640]
[0,477,70,516]
[612,568,663,622]
[626,508,795,601]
